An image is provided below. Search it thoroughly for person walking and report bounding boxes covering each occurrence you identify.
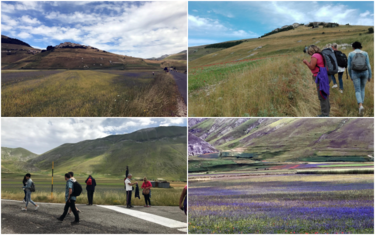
[67,172,80,214]
[347,41,372,116]
[303,45,331,117]
[141,177,152,207]
[331,43,347,93]
[57,173,79,225]
[21,173,39,211]
[179,185,187,215]
[22,175,27,203]
[125,174,138,208]
[85,175,96,205]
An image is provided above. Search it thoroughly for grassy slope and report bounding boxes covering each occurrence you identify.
[189,25,374,117]
[1,147,39,173]
[2,70,179,117]
[190,118,373,162]
[25,126,187,181]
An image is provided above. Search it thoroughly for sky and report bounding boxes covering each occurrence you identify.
[189,1,374,47]
[1,118,187,154]
[1,1,187,58]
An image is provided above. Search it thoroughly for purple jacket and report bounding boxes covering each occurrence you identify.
[315,66,330,99]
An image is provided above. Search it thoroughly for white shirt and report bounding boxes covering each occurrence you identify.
[338,66,345,73]
[125,178,132,191]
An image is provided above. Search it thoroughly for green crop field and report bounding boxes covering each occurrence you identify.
[2,173,186,206]
[188,25,374,117]
[2,70,179,117]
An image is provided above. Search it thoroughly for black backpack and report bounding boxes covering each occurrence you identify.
[30,182,36,192]
[334,50,348,68]
[71,181,82,197]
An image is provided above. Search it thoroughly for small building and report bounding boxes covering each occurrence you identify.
[158,182,170,188]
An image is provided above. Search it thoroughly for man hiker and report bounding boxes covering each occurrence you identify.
[68,172,80,214]
[22,173,39,211]
[85,175,96,205]
[331,43,347,93]
[125,174,138,208]
[57,173,79,225]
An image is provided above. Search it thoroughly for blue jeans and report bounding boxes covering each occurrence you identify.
[331,72,344,90]
[25,190,36,207]
[351,71,369,104]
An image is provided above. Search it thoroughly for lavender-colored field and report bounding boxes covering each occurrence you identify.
[188,174,374,234]
[1,70,64,86]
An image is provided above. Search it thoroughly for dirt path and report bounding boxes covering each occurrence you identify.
[170,71,187,104]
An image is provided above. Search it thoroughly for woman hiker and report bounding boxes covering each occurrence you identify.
[303,45,331,117]
[22,173,39,211]
[141,177,152,207]
[347,41,372,116]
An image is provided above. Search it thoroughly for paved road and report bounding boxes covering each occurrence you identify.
[2,200,186,234]
[171,72,187,104]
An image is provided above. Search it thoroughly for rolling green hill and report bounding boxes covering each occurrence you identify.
[1,147,39,173]
[189,118,374,162]
[3,126,187,181]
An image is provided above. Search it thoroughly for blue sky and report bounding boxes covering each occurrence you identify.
[189,1,374,47]
[1,118,187,154]
[1,1,187,58]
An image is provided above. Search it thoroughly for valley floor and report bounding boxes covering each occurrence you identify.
[188,174,374,234]
[2,69,182,117]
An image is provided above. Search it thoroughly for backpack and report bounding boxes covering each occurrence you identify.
[334,50,348,68]
[86,178,92,186]
[351,51,368,71]
[321,48,338,75]
[30,182,36,192]
[71,181,82,197]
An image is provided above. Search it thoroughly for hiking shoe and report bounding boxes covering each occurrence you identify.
[57,217,63,222]
[332,84,338,88]
[21,208,27,211]
[339,90,343,94]
[144,205,147,207]
[35,205,39,211]
[129,205,134,208]
[71,221,79,225]
[359,106,364,116]
[317,114,329,117]
[148,205,151,207]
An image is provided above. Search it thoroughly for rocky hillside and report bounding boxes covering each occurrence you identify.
[188,133,218,156]
[1,35,159,70]
[189,118,374,162]
[24,126,187,180]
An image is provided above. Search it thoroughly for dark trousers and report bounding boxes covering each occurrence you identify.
[126,191,132,207]
[87,191,94,205]
[23,190,27,201]
[144,194,151,205]
[60,200,79,222]
[314,75,331,116]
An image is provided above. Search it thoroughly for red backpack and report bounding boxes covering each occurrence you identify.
[87,178,92,186]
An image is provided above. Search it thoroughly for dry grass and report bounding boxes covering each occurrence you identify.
[2,189,183,206]
[189,25,374,117]
[2,70,179,117]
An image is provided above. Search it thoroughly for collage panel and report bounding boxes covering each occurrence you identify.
[188,118,374,234]
[188,1,374,117]
[1,118,187,233]
[1,1,187,117]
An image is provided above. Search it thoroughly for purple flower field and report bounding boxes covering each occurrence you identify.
[188,174,374,234]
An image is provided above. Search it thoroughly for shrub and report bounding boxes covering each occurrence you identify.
[322,32,325,34]
[368,27,374,34]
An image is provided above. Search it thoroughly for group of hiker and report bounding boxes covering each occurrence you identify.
[21,172,187,224]
[303,41,372,117]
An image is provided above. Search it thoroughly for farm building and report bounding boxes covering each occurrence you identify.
[150,181,170,188]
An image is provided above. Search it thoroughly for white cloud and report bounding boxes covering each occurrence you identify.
[1,1,187,58]
[20,15,40,25]
[1,118,186,154]
[17,32,31,39]
[189,15,259,39]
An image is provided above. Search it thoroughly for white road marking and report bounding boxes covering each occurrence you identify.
[98,205,187,229]
[178,228,188,232]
